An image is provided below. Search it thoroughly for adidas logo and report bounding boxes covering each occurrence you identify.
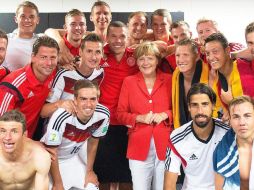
[100,62,110,68]
[189,154,198,160]
[27,91,34,98]
[67,132,75,137]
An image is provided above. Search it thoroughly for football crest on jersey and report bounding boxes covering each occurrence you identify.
[102,125,108,134]
[127,56,136,67]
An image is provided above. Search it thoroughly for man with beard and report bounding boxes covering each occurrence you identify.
[164,83,229,190]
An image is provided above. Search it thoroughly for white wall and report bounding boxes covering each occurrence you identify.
[0,0,253,44]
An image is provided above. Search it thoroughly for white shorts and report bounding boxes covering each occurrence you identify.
[49,154,86,190]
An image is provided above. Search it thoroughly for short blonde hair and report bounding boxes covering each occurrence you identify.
[196,18,218,31]
[65,9,86,23]
[134,41,161,61]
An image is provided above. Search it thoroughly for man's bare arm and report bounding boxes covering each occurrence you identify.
[214,172,225,190]
[34,146,51,190]
[45,28,74,65]
[163,171,178,190]
[85,137,100,186]
[40,100,76,118]
[46,146,64,190]
[231,48,252,61]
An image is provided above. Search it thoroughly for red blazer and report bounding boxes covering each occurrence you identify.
[117,70,172,161]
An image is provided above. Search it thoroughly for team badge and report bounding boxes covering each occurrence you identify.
[102,126,108,133]
[49,132,59,142]
[127,57,136,67]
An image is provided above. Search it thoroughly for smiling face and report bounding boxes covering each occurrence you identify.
[31,46,58,82]
[230,102,254,141]
[137,54,158,77]
[0,121,24,154]
[79,41,103,71]
[171,25,192,44]
[175,44,198,74]
[205,40,230,71]
[152,15,171,42]
[188,93,214,128]
[107,26,128,55]
[15,6,39,38]
[90,5,112,31]
[197,21,218,45]
[128,14,147,41]
[74,87,98,122]
[65,15,86,44]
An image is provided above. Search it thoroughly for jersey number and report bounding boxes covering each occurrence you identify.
[70,145,82,154]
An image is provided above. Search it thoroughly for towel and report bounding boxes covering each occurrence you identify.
[172,59,209,128]
[213,128,240,189]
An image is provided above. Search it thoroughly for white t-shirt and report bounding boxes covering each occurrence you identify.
[41,104,109,159]
[47,68,104,103]
[3,30,39,71]
[165,119,229,190]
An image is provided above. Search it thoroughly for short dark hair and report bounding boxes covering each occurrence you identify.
[80,33,103,50]
[91,0,111,13]
[229,95,254,112]
[245,22,254,38]
[74,80,100,98]
[170,20,190,31]
[151,9,172,25]
[16,1,39,16]
[107,21,127,36]
[0,29,8,44]
[128,11,148,26]
[32,36,60,55]
[0,110,26,133]
[176,39,198,55]
[187,83,216,105]
[204,33,229,49]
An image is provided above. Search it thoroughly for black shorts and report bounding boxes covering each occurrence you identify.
[94,125,132,183]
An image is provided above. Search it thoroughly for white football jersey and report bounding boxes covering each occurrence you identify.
[165,119,229,190]
[47,68,104,103]
[41,104,109,159]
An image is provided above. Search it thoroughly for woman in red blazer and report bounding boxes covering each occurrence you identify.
[117,41,173,190]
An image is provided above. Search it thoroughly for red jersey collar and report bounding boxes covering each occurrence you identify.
[26,64,56,87]
[63,33,80,56]
[103,43,134,56]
